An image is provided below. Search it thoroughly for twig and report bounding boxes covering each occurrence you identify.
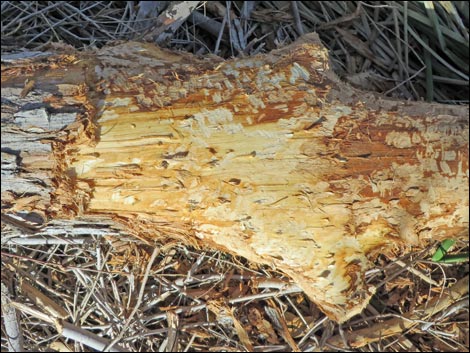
[144,283,302,322]
[57,320,127,352]
[291,1,305,36]
[5,236,93,245]
[318,3,362,30]
[214,8,228,55]
[297,316,328,348]
[188,11,224,38]
[327,275,469,348]
[162,311,179,351]
[383,66,426,95]
[393,259,439,286]
[142,1,201,44]
[265,304,300,351]
[103,247,161,352]
[20,280,69,319]
[1,213,42,234]
[9,300,56,324]
[1,282,24,352]
[421,296,469,331]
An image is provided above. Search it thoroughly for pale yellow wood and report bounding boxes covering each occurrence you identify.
[2,34,468,322]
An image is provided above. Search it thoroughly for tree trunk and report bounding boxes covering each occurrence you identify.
[1,33,468,323]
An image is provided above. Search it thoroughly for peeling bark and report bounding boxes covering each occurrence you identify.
[1,33,468,322]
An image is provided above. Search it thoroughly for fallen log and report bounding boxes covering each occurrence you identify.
[1,33,468,323]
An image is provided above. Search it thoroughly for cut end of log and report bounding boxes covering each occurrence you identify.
[2,33,468,322]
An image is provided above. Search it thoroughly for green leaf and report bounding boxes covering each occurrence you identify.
[431,238,456,261]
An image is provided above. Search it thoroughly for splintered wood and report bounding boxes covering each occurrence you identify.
[2,34,468,322]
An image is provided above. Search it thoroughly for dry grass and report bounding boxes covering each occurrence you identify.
[2,225,469,351]
[1,1,469,352]
[1,1,468,103]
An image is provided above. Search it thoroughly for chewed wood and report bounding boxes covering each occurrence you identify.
[2,33,468,322]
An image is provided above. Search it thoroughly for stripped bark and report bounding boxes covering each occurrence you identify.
[1,33,468,322]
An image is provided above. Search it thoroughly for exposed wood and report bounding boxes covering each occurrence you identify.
[1,33,468,323]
